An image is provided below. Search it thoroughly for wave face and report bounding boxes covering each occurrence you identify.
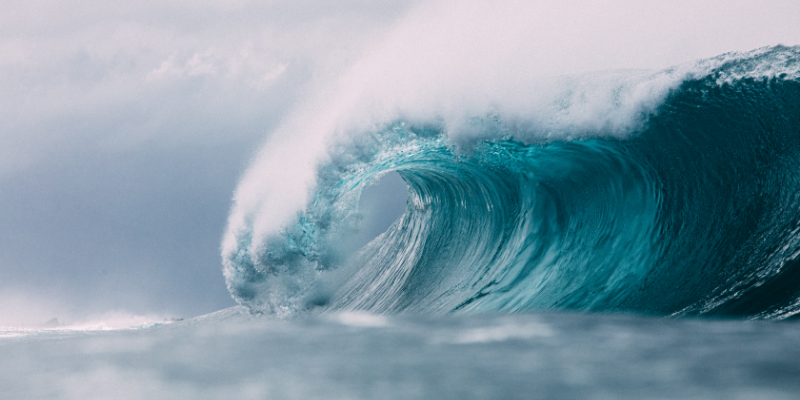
[223,46,800,319]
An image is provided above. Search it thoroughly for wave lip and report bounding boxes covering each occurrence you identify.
[223,46,800,319]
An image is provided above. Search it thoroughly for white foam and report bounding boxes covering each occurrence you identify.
[431,319,554,344]
[330,312,391,328]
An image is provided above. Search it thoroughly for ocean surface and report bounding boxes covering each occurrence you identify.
[2,308,800,399]
[3,46,800,399]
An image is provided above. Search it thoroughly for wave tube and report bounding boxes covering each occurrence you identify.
[223,46,800,319]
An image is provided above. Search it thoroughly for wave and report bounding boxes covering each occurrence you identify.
[222,46,800,319]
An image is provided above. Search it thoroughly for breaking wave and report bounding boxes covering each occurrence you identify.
[222,46,800,319]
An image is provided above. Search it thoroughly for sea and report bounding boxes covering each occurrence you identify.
[2,45,799,399]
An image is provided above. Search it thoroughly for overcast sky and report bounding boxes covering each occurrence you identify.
[1,0,798,325]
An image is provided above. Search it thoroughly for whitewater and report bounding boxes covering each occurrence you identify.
[3,1,800,398]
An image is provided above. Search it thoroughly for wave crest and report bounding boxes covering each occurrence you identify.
[223,46,800,319]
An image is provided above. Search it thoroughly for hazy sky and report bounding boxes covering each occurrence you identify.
[1,0,798,325]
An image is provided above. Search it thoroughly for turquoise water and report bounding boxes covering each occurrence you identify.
[224,46,800,319]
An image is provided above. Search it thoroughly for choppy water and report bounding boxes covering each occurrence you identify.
[2,309,799,399]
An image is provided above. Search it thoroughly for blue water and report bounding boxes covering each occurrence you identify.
[224,46,800,319]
